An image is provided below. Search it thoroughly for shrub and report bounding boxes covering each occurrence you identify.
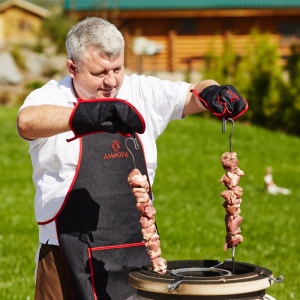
[11,45,27,71]
[202,29,300,136]
[41,14,77,54]
[204,33,240,84]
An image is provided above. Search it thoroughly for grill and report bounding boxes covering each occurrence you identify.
[129,260,282,300]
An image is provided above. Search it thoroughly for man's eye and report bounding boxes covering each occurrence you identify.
[92,72,106,78]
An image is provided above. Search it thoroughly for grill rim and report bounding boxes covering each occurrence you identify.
[129,260,273,296]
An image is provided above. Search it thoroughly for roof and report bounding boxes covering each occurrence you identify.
[0,0,49,17]
[64,0,300,10]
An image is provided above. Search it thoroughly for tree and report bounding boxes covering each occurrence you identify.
[41,14,77,54]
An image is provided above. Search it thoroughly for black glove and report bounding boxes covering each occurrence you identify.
[69,98,145,140]
[191,85,248,119]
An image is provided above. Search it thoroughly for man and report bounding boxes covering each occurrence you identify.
[17,17,248,300]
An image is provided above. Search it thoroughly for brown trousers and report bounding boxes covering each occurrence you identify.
[34,243,72,300]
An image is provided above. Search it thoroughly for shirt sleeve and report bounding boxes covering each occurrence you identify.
[19,78,75,111]
[141,75,189,120]
[121,74,190,138]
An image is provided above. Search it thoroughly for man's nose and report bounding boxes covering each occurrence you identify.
[103,71,116,86]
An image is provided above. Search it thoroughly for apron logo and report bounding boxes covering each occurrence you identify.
[112,140,121,152]
[103,140,129,160]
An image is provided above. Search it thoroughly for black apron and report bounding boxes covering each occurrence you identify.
[56,132,152,300]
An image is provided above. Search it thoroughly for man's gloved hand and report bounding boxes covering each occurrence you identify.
[69,98,145,140]
[191,85,248,119]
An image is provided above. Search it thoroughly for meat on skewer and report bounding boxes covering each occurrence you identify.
[128,168,167,274]
[220,152,245,251]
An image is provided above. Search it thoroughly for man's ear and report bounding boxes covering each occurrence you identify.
[66,59,76,78]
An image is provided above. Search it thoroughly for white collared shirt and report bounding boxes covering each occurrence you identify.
[20,74,189,245]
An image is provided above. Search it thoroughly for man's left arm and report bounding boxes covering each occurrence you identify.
[182,80,218,117]
[183,80,248,119]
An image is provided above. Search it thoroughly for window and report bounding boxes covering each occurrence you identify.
[18,20,32,31]
[178,19,197,35]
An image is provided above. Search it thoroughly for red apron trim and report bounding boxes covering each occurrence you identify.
[38,138,83,226]
[89,241,145,252]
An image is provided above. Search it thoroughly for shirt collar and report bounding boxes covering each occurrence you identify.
[59,75,77,105]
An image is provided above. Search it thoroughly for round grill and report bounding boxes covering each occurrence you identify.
[129,260,274,299]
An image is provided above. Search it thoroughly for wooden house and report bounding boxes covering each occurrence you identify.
[63,0,300,72]
[0,0,49,46]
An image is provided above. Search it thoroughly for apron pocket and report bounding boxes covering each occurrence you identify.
[87,242,150,300]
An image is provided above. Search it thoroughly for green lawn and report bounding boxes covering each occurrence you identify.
[1,106,299,299]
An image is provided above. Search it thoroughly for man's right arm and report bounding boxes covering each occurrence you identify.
[17,105,73,140]
[17,99,146,141]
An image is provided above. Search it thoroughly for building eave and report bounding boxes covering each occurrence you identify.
[0,0,50,18]
[65,7,300,19]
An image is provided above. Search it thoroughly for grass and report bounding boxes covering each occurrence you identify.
[0,106,37,300]
[1,106,299,299]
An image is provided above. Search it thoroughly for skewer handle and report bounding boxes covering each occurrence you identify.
[222,117,235,152]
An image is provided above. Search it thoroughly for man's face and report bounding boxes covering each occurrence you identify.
[67,47,125,99]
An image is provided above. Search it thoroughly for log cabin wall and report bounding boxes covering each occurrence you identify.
[64,8,300,73]
[0,0,49,45]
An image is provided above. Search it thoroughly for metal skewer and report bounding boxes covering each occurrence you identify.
[222,117,234,152]
[222,117,236,274]
[231,246,236,274]
[125,135,139,168]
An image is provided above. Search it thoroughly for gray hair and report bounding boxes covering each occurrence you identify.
[66,17,125,64]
